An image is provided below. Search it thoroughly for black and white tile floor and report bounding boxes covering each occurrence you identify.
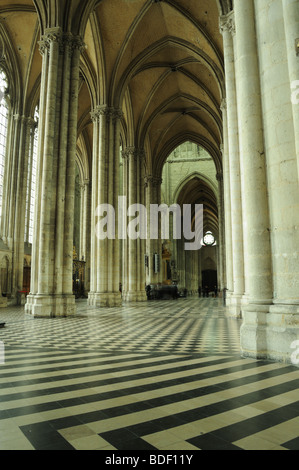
[0,297,299,450]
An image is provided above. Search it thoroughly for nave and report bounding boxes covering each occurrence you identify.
[0,298,299,451]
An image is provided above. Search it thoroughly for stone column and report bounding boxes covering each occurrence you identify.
[139,153,147,295]
[282,0,299,182]
[13,117,35,298]
[233,0,273,358]
[80,179,91,294]
[220,103,233,299]
[121,150,128,295]
[122,147,147,302]
[216,171,225,290]
[145,175,163,286]
[198,248,202,291]
[25,28,84,317]
[2,114,23,250]
[23,119,36,244]
[88,105,122,308]
[220,13,245,317]
[0,109,13,245]
[252,0,299,363]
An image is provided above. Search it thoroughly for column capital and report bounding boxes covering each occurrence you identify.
[90,105,123,123]
[79,179,90,191]
[39,28,85,57]
[219,11,235,36]
[122,147,145,161]
[220,98,227,112]
[23,116,36,132]
[144,175,163,188]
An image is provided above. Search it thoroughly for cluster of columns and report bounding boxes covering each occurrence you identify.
[18,0,299,366]
[144,175,163,287]
[220,0,299,362]
[87,105,123,308]
[0,113,37,307]
[121,147,147,302]
[25,27,84,317]
[79,179,91,294]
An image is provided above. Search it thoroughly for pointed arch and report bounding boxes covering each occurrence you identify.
[33,0,98,37]
[173,171,218,206]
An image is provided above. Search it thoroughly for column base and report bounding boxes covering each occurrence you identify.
[227,294,243,318]
[0,296,7,308]
[88,292,122,308]
[123,291,147,302]
[240,303,299,365]
[25,294,76,318]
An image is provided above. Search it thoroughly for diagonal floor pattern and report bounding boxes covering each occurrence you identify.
[0,297,298,450]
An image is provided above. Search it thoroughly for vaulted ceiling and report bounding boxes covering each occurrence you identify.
[0,0,230,236]
[177,175,219,235]
[86,0,225,177]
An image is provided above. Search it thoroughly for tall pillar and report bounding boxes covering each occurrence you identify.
[282,0,299,182]
[122,147,147,302]
[233,0,273,358]
[198,248,202,290]
[2,114,23,250]
[220,13,245,317]
[88,105,122,308]
[13,117,34,298]
[145,175,163,286]
[220,103,233,298]
[252,0,299,363]
[216,171,225,290]
[80,179,91,294]
[25,28,84,317]
[139,153,147,295]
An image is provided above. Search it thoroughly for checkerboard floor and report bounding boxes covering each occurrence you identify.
[0,297,299,450]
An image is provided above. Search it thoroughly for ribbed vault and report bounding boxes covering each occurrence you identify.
[88,0,225,177]
[176,176,219,236]
[0,0,228,187]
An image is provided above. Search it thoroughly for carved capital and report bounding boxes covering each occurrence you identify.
[39,28,85,57]
[91,105,123,123]
[122,147,145,162]
[220,98,227,112]
[219,12,235,36]
[144,175,163,188]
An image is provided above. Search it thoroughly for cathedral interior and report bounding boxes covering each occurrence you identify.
[0,0,299,451]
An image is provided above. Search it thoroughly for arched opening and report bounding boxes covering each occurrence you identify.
[160,141,221,296]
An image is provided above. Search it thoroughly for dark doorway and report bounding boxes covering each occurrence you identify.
[202,269,217,294]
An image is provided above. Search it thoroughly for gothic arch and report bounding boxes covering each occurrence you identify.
[154,132,222,179]
[173,171,218,206]
[113,36,224,109]
[0,22,22,112]
[33,0,98,37]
